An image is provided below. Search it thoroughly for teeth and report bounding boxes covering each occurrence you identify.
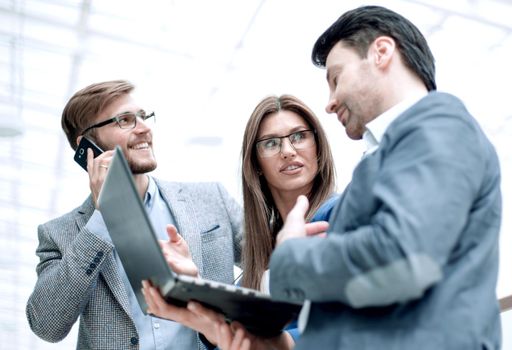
[285,165,300,171]
[132,142,149,150]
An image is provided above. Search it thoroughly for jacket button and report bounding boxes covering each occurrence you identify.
[86,269,92,275]
[96,251,104,257]
[130,337,138,345]
[89,263,96,269]
[93,257,100,263]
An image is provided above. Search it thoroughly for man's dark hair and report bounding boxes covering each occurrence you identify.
[312,5,436,91]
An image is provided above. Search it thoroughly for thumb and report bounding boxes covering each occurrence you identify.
[166,224,180,243]
[288,195,309,220]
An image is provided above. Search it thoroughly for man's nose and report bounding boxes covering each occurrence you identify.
[325,98,337,114]
[134,117,151,133]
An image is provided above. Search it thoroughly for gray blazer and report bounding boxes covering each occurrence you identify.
[26,179,243,349]
[270,92,502,349]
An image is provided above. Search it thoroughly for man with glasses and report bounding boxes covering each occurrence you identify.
[26,80,243,349]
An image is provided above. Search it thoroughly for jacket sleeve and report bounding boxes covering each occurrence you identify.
[26,218,114,342]
[215,183,243,266]
[269,108,497,308]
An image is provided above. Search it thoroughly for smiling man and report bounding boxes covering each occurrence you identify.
[26,80,243,349]
[269,5,502,350]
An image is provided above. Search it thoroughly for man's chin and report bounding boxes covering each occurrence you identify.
[130,162,157,174]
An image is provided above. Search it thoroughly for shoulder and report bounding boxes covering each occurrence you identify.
[41,196,92,226]
[311,194,341,222]
[155,178,224,193]
[396,92,473,129]
[153,178,234,203]
[38,196,93,239]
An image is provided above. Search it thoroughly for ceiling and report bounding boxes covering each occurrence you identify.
[1,0,511,348]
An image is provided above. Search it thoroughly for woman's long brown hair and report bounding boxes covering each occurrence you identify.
[241,95,336,290]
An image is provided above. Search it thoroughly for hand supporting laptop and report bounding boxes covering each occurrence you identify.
[142,283,294,349]
[141,226,295,349]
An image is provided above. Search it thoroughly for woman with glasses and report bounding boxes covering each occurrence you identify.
[143,94,338,349]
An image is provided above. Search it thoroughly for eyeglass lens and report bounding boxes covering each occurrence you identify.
[257,130,314,157]
[117,111,155,129]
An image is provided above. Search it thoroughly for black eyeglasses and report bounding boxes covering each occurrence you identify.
[81,110,155,135]
[255,129,316,158]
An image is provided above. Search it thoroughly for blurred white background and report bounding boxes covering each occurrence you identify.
[0,0,510,349]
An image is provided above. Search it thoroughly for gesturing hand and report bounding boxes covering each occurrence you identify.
[160,224,198,277]
[276,195,330,246]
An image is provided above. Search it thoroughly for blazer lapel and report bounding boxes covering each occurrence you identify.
[155,179,204,273]
[75,196,132,318]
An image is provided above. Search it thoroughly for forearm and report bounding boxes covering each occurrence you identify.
[270,230,442,308]
[26,226,113,342]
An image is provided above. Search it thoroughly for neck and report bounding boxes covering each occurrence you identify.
[133,173,149,200]
[270,186,312,222]
[378,59,429,112]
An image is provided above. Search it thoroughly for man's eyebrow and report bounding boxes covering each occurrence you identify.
[114,109,142,117]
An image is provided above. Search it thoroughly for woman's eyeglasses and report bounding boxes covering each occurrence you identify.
[255,129,316,158]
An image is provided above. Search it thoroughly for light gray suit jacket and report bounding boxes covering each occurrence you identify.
[26,179,243,349]
[270,92,502,349]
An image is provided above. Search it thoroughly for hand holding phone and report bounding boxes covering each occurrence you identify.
[74,137,104,171]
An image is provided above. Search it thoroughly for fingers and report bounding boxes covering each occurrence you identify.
[141,280,165,315]
[288,195,310,220]
[276,195,309,246]
[305,221,329,236]
[187,301,225,324]
[87,149,114,208]
[86,148,94,173]
[165,224,180,243]
[230,323,252,350]
[142,280,194,323]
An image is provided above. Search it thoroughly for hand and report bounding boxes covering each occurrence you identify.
[87,148,114,208]
[160,224,198,277]
[214,321,294,350]
[215,322,251,350]
[141,281,222,345]
[276,195,310,246]
[305,220,329,238]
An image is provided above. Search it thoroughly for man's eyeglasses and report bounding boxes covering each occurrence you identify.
[255,129,316,158]
[81,110,155,135]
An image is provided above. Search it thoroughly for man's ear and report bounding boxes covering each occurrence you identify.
[372,36,395,69]
[76,135,83,148]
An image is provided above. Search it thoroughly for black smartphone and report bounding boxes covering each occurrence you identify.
[74,137,104,171]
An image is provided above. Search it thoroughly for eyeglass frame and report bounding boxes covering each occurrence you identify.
[81,110,155,135]
[255,129,316,158]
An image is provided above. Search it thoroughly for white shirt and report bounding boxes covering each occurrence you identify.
[362,93,427,156]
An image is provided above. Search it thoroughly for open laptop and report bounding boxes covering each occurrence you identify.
[98,146,302,337]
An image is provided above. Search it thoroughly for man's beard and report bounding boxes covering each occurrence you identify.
[126,151,157,174]
[93,138,157,174]
[129,160,157,174]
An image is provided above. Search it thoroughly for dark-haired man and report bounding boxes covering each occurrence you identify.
[26,80,242,349]
[270,5,502,349]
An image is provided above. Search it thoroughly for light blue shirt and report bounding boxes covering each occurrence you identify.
[87,176,197,349]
